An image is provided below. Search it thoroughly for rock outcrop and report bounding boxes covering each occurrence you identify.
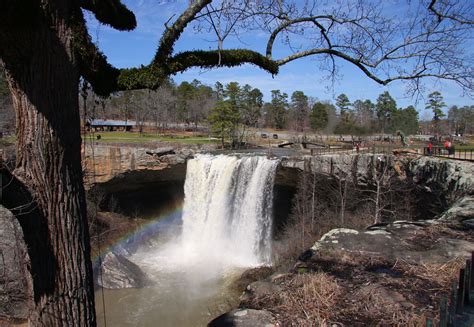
[310,221,474,264]
[208,309,276,327]
[280,154,474,196]
[95,251,150,289]
[439,196,474,225]
[0,205,32,320]
[82,144,197,187]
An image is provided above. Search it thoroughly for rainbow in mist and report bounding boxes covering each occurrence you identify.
[92,202,183,267]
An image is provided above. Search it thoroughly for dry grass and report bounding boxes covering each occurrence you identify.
[244,270,429,326]
[277,274,340,324]
[404,222,474,251]
[242,250,466,326]
[244,273,341,326]
[392,257,465,289]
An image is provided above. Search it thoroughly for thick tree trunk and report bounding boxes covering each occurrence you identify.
[1,2,96,326]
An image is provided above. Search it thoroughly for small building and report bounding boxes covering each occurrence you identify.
[86,119,135,132]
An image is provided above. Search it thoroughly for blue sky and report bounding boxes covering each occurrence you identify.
[85,0,473,116]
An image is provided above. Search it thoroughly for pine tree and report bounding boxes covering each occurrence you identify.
[309,102,330,132]
[376,91,397,133]
[425,91,446,121]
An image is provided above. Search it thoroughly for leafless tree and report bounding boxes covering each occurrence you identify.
[196,0,474,95]
[358,155,417,224]
[150,86,177,132]
[428,0,474,25]
[366,156,392,224]
[188,89,215,133]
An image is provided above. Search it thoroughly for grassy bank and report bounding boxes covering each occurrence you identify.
[82,131,218,145]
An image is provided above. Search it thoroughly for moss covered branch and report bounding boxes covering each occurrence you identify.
[80,0,136,31]
[154,0,212,64]
[167,49,279,75]
[115,49,279,91]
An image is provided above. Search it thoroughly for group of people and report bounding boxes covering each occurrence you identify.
[427,138,455,155]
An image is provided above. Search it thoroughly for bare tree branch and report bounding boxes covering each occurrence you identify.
[154,0,212,64]
[428,0,474,24]
[76,0,474,96]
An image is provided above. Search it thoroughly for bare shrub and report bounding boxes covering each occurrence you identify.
[342,204,376,230]
[247,272,341,326]
[246,269,429,326]
[392,257,465,293]
[279,155,420,265]
[340,290,426,327]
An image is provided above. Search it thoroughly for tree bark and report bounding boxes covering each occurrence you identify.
[1,2,96,326]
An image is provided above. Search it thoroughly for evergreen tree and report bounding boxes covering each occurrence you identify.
[353,99,375,130]
[214,81,225,101]
[425,91,447,134]
[290,91,309,131]
[336,93,351,117]
[376,91,397,133]
[270,90,289,129]
[208,100,240,148]
[309,102,329,132]
[224,82,242,109]
[425,91,446,120]
[391,105,419,135]
[241,85,263,127]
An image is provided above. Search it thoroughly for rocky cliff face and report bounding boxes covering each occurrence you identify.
[82,144,196,187]
[280,154,474,199]
[406,156,474,196]
[0,205,32,320]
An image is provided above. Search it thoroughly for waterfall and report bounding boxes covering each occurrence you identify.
[115,154,279,326]
[181,154,279,268]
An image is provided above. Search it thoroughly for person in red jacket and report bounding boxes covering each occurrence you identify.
[444,139,450,150]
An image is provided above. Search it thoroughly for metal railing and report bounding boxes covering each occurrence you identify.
[308,144,473,162]
[423,147,474,162]
[426,252,474,326]
[309,144,417,156]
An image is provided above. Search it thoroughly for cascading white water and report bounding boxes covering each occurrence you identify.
[180,154,279,268]
[100,154,279,326]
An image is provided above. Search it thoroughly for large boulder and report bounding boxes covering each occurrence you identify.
[240,280,282,303]
[438,196,474,225]
[208,309,276,327]
[96,251,149,289]
[311,221,474,264]
[0,205,32,319]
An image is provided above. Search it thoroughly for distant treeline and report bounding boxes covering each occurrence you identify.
[78,78,474,137]
[1,71,473,137]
